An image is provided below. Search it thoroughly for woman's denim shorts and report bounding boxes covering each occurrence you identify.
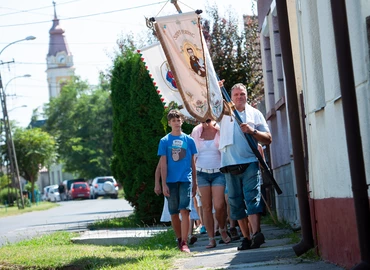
[197,171,226,188]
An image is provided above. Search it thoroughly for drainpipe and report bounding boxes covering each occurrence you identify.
[330,1,370,269]
[275,0,314,256]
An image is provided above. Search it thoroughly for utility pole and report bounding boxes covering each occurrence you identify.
[0,36,35,209]
[0,63,25,209]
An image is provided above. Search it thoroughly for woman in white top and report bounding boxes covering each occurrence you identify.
[191,119,230,248]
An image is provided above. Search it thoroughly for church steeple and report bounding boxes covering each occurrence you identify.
[47,1,71,57]
[46,1,75,99]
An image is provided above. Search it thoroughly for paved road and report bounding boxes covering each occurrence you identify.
[0,198,134,246]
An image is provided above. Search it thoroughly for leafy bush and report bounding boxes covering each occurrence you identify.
[24,182,39,192]
[0,187,18,206]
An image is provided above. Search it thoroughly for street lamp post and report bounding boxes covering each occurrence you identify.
[8,105,27,113]
[0,36,36,56]
[0,36,36,209]
[4,74,31,90]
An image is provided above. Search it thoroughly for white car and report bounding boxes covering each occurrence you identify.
[48,187,61,202]
[42,184,58,201]
[90,176,119,199]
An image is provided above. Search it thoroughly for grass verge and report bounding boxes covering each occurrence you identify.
[88,212,171,230]
[0,227,184,269]
[0,201,58,218]
[88,214,139,230]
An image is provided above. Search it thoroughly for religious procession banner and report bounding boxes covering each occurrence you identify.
[137,43,195,122]
[152,11,224,122]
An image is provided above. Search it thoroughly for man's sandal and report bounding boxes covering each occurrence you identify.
[219,227,231,244]
[206,237,217,249]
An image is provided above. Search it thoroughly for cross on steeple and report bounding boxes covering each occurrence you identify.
[53,1,57,19]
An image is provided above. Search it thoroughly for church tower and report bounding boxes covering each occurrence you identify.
[46,1,75,99]
[45,2,75,186]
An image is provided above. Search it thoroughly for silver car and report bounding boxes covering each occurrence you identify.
[90,176,119,199]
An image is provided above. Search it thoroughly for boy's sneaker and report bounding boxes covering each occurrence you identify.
[229,227,241,241]
[237,238,252,251]
[177,238,182,250]
[200,226,207,234]
[180,240,191,253]
[250,232,265,249]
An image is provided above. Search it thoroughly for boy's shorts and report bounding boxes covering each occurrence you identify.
[166,182,192,215]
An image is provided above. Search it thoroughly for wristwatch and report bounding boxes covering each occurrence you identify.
[253,129,258,135]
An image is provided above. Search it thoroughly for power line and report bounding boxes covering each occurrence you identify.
[0,1,167,28]
[0,0,81,17]
[12,61,111,65]
[0,2,151,28]
[0,42,118,46]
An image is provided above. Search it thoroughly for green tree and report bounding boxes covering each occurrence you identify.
[111,48,166,224]
[13,128,56,203]
[202,5,263,101]
[44,76,113,179]
[241,14,264,106]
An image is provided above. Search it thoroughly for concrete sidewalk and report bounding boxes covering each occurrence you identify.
[173,224,344,269]
[72,224,345,269]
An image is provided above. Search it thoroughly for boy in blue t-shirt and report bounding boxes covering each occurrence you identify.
[157,109,197,253]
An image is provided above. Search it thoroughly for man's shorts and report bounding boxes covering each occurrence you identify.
[224,162,263,219]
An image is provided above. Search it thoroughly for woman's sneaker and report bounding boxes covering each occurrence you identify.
[250,232,265,248]
[237,238,251,250]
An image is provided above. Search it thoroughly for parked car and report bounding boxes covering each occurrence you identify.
[90,176,119,199]
[62,179,85,200]
[42,184,58,201]
[48,187,61,202]
[70,182,90,200]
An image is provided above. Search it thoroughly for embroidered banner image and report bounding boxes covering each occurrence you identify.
[153,11,224,122]
[137,43,194,121]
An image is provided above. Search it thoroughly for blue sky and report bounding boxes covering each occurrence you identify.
[0,0,256,127]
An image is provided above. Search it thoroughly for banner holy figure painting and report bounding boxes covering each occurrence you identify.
[152,11,224,122]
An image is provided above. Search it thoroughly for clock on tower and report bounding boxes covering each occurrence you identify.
[57,54,66,65]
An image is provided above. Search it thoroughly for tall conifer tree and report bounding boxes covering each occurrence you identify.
[111,49,165,223]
